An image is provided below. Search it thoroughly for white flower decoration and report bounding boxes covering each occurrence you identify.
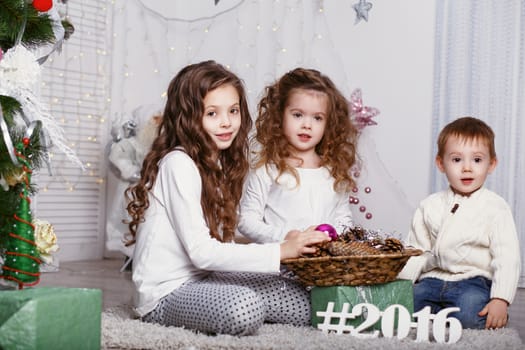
[0,45,41,92]
[33,219,59,264]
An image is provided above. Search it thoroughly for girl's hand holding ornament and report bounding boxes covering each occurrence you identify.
[315,223,338,241]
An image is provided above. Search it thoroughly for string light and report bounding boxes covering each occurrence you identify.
[98,0,413,233]
[38,0,110,195]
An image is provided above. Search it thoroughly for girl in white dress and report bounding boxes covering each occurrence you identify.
[125,61,329,336]
[239,68,358,243]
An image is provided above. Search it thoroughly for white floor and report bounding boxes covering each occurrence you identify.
[39,258,525,342]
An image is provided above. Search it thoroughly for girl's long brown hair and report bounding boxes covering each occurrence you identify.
[125,60,252,244]
[254,67,358,192]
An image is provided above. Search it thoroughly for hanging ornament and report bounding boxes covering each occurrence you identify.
[353,0,373,24]
[32,0,53,12]
[349,89,379,130]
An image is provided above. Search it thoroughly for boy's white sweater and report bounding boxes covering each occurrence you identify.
[399,187,521,304]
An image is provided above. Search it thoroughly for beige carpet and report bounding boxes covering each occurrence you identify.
[102,305,524,350]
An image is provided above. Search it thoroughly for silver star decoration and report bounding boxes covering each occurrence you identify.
[353,0,373,24]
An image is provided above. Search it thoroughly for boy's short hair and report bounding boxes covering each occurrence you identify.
[436,116,496,159]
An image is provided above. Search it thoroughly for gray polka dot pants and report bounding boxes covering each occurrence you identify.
[142,272,311,335]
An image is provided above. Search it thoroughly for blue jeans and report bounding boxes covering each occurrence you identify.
[413,276,491,329]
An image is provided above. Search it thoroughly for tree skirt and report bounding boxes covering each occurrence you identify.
[102,305,523,350]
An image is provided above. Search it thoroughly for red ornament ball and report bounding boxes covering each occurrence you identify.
[22,137,31,146]
[32,0,53,12]
[315,224,338,241]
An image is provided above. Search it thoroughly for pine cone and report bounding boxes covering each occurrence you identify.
[380,237,404,253]
[328,241,380,256]
[308,241,331,257]
[327,241,354,256]
[347,241,382,255]
[340,226,368,241]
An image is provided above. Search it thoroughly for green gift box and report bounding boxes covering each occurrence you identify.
[311,279,413,331]
[0,287,102,350]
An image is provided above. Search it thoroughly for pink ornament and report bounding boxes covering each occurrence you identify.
[348,88,380,130]
[359,206,366,212]
[315,224,338,241]
[365,213,373,219]
[0,48,3,62]
[352,187,359,193]
[365,186,371,193]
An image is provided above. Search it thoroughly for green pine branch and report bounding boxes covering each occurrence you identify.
[0,95,45,183]
[0,0,55,51]
[0,95,23,126]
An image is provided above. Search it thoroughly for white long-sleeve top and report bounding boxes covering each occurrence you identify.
[238,165,353,243]
[398,187,521,304]
[132,150,281,316]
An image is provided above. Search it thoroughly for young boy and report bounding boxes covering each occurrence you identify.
[399,116,521,330]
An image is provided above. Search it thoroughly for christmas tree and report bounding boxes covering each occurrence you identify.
[0,0,76,289]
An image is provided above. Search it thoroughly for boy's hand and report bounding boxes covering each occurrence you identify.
[478,298,508,329]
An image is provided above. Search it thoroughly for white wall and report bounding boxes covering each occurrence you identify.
[108,0,437,241]
[323,1,436,235]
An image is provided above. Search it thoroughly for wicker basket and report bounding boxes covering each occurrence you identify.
[281,248,422,286]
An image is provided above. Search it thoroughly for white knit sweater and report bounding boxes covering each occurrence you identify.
[132,150,281,316]
[398,187,521,304]
[238,165,353,243]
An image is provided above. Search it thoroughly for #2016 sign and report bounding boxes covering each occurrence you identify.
[317,302,462,343]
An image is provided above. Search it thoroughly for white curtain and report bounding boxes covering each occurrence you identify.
[432,0,525,286]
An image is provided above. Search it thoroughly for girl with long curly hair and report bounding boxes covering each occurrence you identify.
[125,61,329,336]
[239,67,358,243]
